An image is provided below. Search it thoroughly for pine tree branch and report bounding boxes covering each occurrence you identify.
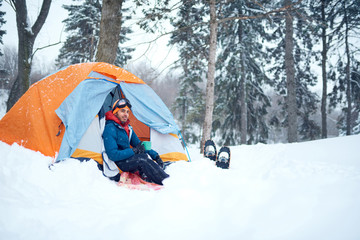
[127,0,304,77]
[133,0,303,47]
[218,0,303,23]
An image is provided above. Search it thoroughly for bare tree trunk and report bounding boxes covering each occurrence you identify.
[284,0,297,143]
[182,59,189,131]
[321,0,327,138]
[95,0,123,64]
[240,54,247,144]
[344,3,352,135]
[6,0,52,111]
[201,0,217,152]
[238,13,247,145]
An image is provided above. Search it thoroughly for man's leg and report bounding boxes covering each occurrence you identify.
[115,154,169,185]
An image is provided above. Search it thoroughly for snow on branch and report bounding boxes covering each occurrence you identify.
[218,0,303,24]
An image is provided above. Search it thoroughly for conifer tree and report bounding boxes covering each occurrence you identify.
[214,0,272,145]
[169,0,208,143]
[56,0,133,67]
[0,0,6,56]
[328,0,360,135]
[309,0,335,139]
[350,60,360,134]
[267,0,320,142]
[169,0,304,144]
[56,0,101,66]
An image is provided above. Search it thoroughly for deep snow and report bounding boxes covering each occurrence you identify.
[0,132,360,240]
[1,87,360,239]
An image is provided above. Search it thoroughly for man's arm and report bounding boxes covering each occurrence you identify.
[129,128,141,148]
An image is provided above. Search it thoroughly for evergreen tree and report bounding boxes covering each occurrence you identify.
[328,0,360,135]
[56,0,101,66]
[267,0,320,142]
[350,60,360,134]
[0,0,6,56]
[330,57,360,135]
[56,0,133,67]
[309,0,337,139]
[214,0,272,145]
[169,1,209,143]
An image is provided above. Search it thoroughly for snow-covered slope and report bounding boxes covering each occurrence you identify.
[0,134,359,240]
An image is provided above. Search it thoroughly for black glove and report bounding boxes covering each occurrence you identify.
[132,143,145,154]
[154,155,164,168]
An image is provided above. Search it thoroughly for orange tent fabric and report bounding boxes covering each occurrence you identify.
[0,62,145,159]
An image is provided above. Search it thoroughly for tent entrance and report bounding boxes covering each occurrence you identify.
[70,88,151,164]
[57,72,188,163]
[128,111,150,142]
[102,86,151,142]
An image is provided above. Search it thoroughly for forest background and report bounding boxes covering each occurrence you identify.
[0,0,359,147]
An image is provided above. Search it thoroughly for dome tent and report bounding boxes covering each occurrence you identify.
[0,62,188,175]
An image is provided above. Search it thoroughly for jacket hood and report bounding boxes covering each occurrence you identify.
[105,111,131,137]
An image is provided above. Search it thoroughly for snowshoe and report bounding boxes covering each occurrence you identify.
[204,139,217,161]
[216,146,230,169]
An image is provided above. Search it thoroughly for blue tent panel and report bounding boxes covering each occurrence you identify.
[55,79,179,162]
[55,79,117,161]
[120,82,179,134]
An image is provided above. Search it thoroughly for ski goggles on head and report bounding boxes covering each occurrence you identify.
[112,98,132,113]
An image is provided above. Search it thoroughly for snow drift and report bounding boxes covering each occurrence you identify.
[0,134,360,240]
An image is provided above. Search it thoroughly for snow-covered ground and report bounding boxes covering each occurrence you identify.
[0,132,359,240]
[1,88,359,239]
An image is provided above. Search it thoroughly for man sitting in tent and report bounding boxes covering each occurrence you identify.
[103,97,169,185]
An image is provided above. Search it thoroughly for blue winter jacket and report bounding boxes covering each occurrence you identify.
[103,119,159,162]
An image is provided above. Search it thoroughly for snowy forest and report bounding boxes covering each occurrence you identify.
[0,0,359,146]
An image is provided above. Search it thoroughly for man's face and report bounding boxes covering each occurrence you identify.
[115,107,130,123]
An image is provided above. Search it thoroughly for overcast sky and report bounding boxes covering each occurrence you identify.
[1,0,178,73]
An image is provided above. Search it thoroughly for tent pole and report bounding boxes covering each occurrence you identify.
[179,131,191,162]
